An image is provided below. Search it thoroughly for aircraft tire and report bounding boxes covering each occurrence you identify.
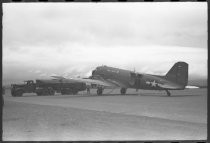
[120,88,126,95]
[97,88,103,95]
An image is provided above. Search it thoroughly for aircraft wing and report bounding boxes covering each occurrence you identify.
[71,78,115,87]
[105,79,127,88]
[52,76,125,88]
[157,82,200,89]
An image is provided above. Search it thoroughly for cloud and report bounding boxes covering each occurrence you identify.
[3,3,207,48]
[39,73,48,77]
[34,70,42,74]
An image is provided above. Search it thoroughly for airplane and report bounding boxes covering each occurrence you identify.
[53,62,190,96]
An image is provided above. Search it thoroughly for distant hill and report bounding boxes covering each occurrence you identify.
[188,79,207,88]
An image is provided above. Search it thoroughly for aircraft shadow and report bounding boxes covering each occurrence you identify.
[52,94,139,98]
[12,93,203,98]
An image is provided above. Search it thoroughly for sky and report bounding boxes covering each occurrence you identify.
[3,2,207,85]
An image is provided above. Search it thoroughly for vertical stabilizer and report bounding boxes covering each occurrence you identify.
[165,62,188,87]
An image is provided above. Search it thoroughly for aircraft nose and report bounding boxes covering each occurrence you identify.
[92,70,96,75]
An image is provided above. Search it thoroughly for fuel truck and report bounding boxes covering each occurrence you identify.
[11,79,86,97]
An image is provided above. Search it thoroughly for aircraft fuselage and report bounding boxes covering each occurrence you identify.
[92,65,184,90]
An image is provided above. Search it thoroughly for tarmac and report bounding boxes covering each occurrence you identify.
[2,88,207,141]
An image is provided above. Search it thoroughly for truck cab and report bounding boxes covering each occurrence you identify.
[24,80,36,92]
[11,80,36,97]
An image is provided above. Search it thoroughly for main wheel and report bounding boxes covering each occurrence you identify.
[97,87,103,95]
[120,88,126,95]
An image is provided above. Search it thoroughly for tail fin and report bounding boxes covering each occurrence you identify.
[165,62,188,87]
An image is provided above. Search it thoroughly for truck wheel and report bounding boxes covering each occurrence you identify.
[15,90,23,97]
[43,88,49,96]
[72,90,78,95]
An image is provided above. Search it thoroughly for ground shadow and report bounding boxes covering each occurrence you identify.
[8,92,203,98]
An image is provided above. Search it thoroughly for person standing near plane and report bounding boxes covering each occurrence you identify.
[86,85,90,94]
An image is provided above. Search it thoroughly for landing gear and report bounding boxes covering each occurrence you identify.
[97,87,103,95]
[48,87,55,96]
[165,90,171,96]
[120,88,127,95]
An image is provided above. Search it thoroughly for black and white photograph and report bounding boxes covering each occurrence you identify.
[2,2,207,141]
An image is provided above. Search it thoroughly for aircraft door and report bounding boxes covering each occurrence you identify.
[129,72,142,88]
[135,74,142,88]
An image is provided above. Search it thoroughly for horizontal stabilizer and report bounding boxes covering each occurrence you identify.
[156,82,184,90]
[185,85,199,89]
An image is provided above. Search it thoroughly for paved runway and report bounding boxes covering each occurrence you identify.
[3,88,207,140]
